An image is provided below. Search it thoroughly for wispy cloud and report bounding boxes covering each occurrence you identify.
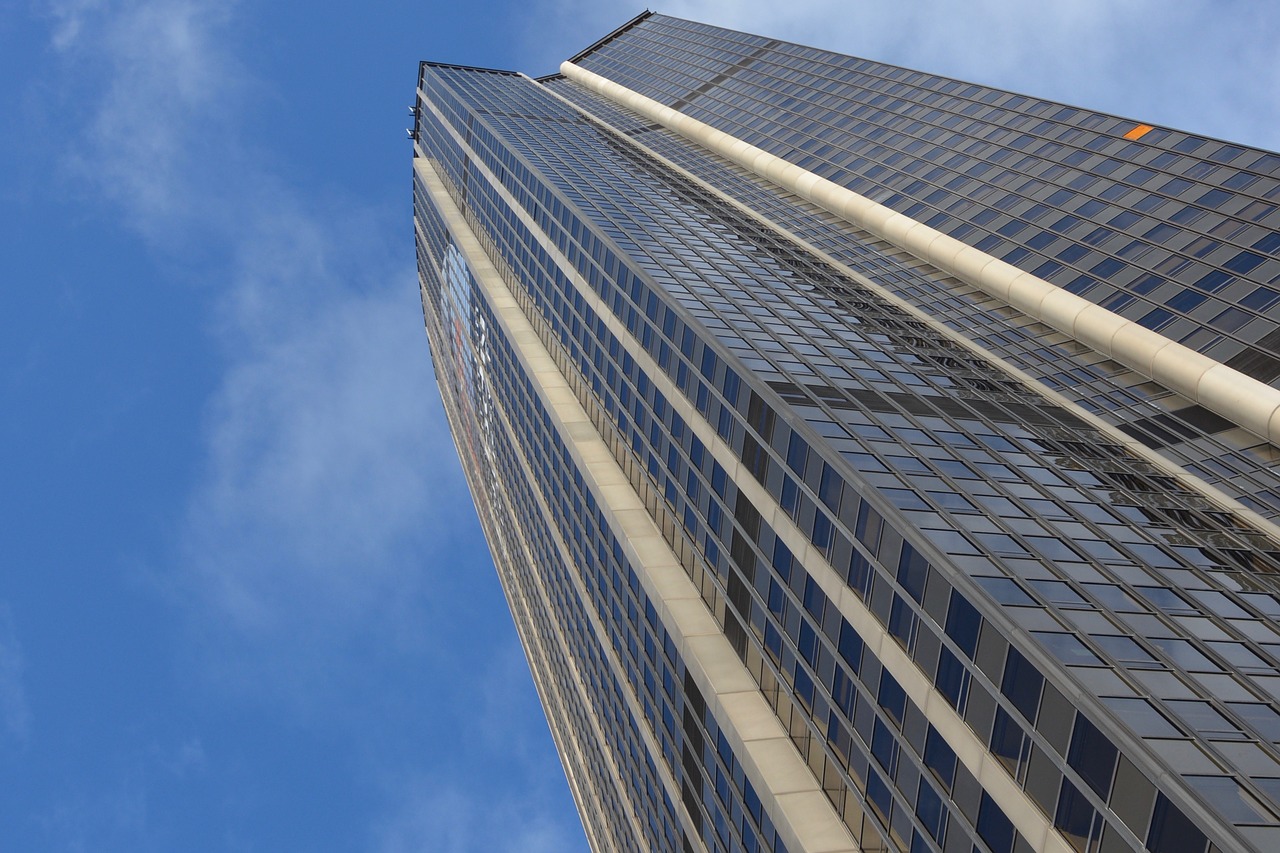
[371,648,584,853]
[371,645,586,850]
[33,736,204,852]
[35,777,149,853]
[372,782,581,853]
[37,0,570,826]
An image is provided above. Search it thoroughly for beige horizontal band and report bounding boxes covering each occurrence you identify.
[560,60,1280,449]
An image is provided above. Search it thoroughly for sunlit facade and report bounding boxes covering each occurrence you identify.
[413,12,1280,853]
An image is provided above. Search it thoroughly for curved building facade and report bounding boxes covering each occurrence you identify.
[413,13,1280,852]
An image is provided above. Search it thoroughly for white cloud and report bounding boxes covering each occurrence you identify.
[38,4,587,845]
[372,782,581,853]
[368,641,586,852]
[55,0,246,243]
[0,605,30,743]
[42,0,473,691]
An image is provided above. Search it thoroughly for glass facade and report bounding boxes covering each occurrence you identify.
[413,13,1280,853]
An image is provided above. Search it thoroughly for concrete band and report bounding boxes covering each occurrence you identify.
[560,61,1280,450]
[415,156,859,853]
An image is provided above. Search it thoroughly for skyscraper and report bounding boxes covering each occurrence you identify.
[411,12,1280,853]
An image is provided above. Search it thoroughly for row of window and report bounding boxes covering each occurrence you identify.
[418,196,684,850]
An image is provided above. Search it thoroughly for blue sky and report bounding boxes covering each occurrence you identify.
[1,1,1278,850]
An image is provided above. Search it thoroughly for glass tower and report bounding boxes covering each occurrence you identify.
[412,13,1280,853]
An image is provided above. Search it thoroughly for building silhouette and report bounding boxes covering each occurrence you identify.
[412,12,1280,853]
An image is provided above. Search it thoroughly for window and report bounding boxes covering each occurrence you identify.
[1002,648,1044,721]
[915,777,946,841]
[1183,776,1276,824]
[924,724,957,789]
[1165,700,1243,739]
[1229,703,1280,742]
[935,647,969,711]
[1146,792,1209,853]
[1055,779,1101,852]
[878,671,906,724]
[1034,631,1104,667]
[1067,714,1118,798]
[976,792,1015,853]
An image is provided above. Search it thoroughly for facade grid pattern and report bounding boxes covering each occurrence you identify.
[545,75,1280,524]
[414,13,1280,853]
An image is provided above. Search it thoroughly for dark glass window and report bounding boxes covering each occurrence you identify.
[915,777,946,841]
[1146,792,1208,853]
[888,594,915,646]
[897,544,929,602]
[786,432,809,475]
[1224,250,1265,274]
[1242,287,1280,310]
[838,620,864,672]
[872,668,904,728]
[1209,145,1244,163]
[1229,702,1280,742]
[945,591,981,657]
[1167,290,1208,312]
[924,725,957,790]
[1254,232,1280,254]
[1035,631,1103,667]
[1194,269,1232,292]
[1029,580,1087,606]
[1067,714,1118,798]
[1001,648,1044,722]
[1095,634,1158,666]
[1183,775,1274,824]
[818,462,841,510]
[990,707,1028,773]
[976,792,1015,853]
[866,769,893,825]
[978,576,1036,606]
[1102,697,1179,737]
[1054,778,1099,852]
[772,539,793,583]
[935,646,969,711]
[1166,700,1242,738]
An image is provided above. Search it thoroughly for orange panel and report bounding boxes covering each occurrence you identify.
[1124,123,1155,140]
